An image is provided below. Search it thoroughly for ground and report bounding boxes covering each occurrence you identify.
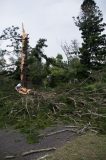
[0,125,77,160]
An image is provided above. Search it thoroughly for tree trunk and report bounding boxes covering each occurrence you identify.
[20,24,28,87]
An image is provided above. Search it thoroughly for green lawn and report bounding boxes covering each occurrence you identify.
[46,133,106,160]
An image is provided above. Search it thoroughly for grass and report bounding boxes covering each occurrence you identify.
[46,133,106,160]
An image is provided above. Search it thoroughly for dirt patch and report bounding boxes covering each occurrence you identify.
[0,125,77,160]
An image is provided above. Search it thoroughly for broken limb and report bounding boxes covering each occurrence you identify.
[36,154,49,160]
[39,128,76,137]
[5,155,16,159]
[22,147,56,156]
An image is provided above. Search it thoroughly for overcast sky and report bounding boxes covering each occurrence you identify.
[0,0,106,59]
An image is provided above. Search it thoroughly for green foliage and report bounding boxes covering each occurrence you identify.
[27,39,48,86]
[49,67,66,87]
[74,0,106,71]
[68,57,82,80]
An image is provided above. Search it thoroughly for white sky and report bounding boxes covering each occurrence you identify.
[0,0,106,59]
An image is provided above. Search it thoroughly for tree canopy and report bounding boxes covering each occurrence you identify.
[74,0,106,72]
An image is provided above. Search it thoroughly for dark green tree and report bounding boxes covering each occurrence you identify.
[74,0,106,71]
[28,39,48,86]
[56,54,63,67]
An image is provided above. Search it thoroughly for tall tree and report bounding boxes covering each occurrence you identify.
[74,0,106,71]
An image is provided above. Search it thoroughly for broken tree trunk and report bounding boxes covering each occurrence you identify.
[20,23,29,87]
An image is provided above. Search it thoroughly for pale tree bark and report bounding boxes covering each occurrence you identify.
[20,23,28,87]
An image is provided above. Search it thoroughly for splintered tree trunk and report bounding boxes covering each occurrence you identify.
[20,24,28,87]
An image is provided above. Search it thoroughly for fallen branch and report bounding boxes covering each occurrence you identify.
[0,95,12,101]
[39,128,76,137]
[60,114,78,124]
[68,97,77,108]
[77,123,91,134]
[65,125,80,128]
[88,97,97,102]
[81,111,106,118]
[54,102,66,111]
[36,154,49,160]
[88,93,106,95]
[90,129,98,134]
[25,96,31,120]
[22,147,56,156]
[5,155,16,159]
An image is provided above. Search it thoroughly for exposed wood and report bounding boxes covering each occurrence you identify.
[20,23,28,87]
